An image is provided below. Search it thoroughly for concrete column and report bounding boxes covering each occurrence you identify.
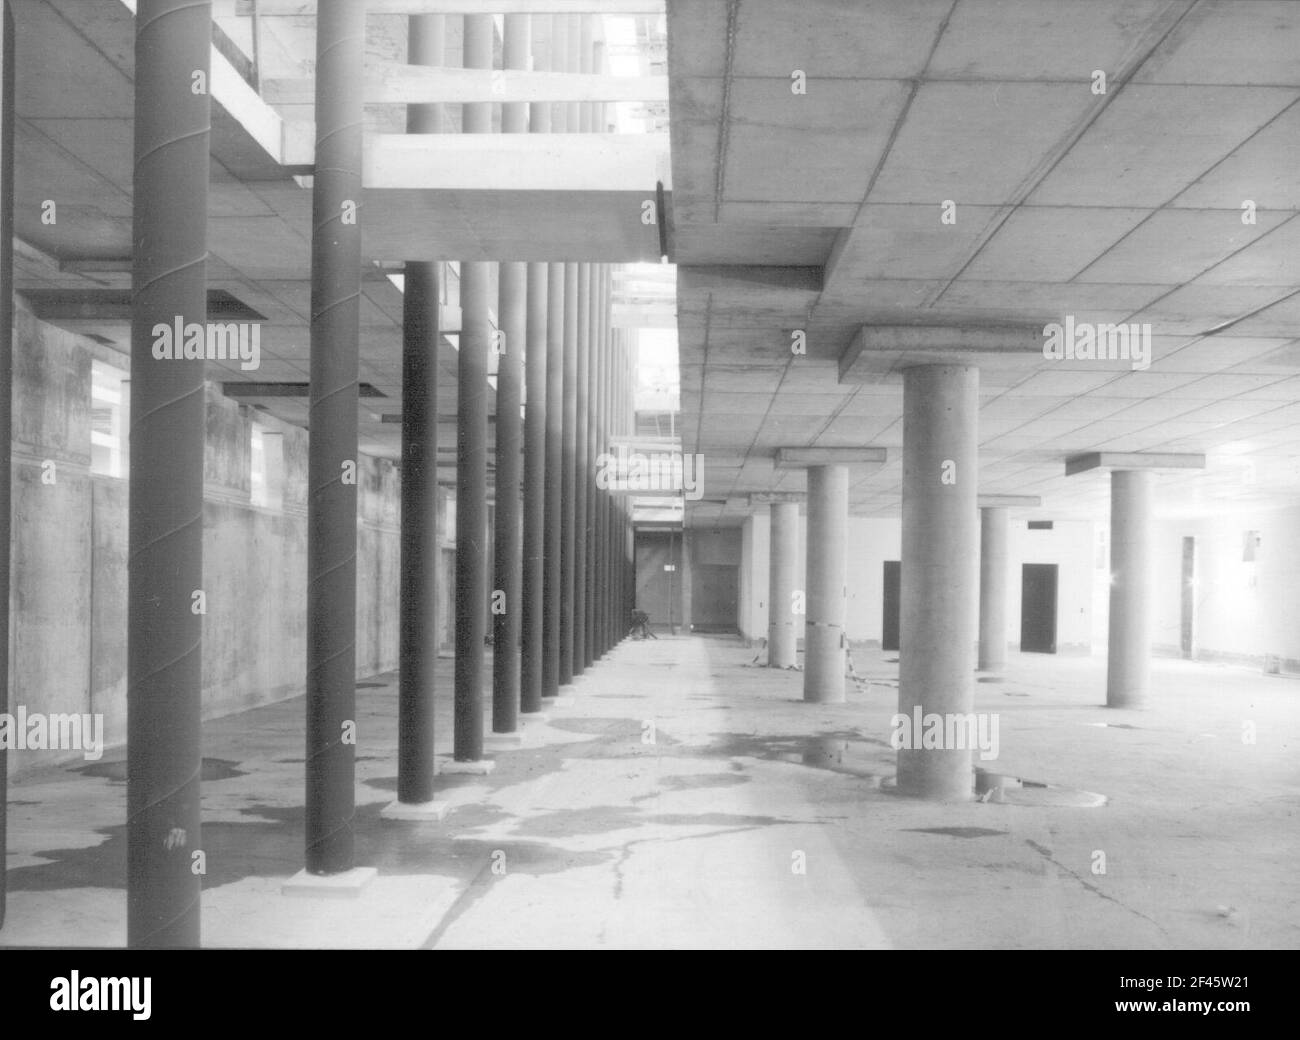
[566,14,581,134]
[1107,469,1154,708]
[550,15,568,133]
[804,465,848,703]
[125,0,211,946]
[492,13,528,732]
[603,267,613,655]
[521,17,550,714]
[395,14,443,808]
[454,14,493,760]
[559,262,578,684]
[767,502,799,668]
[542,260,564,696]
[577,17,594,668]
[898,364,979,801]
[406,15,444,131]
[397,263,439,801]
[590,265,606,659]
[0,0,14,931]
[978,506,1009,672]
[583,262,599,666]
[521,260,548,714]
[304,0,364,877]
[573,261,590,675]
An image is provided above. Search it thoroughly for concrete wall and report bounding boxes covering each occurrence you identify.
[1152,504,1300,670]
[8,307,402,777]
[734,512,1096,655]
[685,526,740,632]
[1007,520,1097,655]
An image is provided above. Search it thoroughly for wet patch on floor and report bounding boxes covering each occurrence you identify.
[356,682,387,689]
[658,772,750,793]
[977,677,1005,684]
[905,826,1008,839]
[1082,722,1139,730]
[699,732,883,779]
[74,757,248,783]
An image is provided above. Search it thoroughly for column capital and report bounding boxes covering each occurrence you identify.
[978,494,1041,508]
[774,446,886,469]
[1065,451,1205,476]
[840,324,1044,383]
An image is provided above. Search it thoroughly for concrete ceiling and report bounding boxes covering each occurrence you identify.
[667,0,1300,525]
[10,0,667,466]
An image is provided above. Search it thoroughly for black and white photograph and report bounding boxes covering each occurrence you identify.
[0,0,1294,998]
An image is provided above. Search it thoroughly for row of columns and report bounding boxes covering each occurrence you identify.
[764,364,1158,800]
[115,4,639,945]
[421,14,638,763]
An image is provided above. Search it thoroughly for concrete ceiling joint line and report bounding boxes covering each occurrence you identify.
[814,0,956,310]
[711,0,739,223]
[929,0,1203,308]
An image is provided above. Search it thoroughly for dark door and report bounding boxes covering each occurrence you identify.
[882,560,901,652]
[1020,563,1058,654]
[693,564,738,633]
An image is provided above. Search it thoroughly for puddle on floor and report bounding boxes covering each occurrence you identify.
[1081,722,1139,729]
[905,826,1008,839]
[707,732,883,780]
[975,767,1107,807]
[74,757,248,783]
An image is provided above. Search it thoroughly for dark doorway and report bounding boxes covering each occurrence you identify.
[1180,536,1195,658]
[882,560,901,651]
[1020,563,1058,654]
[693,564,737,633]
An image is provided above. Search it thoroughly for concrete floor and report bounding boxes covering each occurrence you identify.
[2,635,1298,949]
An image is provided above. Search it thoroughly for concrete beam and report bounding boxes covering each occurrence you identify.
[243,0,662,13]
[775,447,886,469]
[977,494,1042,508]
[264,67,668,106]
[676,264,823,295]
[1065,452,1206,476]
[364,133,670,191]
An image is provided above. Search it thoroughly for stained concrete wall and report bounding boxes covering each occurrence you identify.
[8,307,402,777]
[1152,505,1300,670]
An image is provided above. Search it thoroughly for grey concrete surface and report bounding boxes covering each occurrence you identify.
[3,634,1297,949]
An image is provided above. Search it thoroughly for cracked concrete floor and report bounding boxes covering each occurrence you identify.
[2,634,1298,948]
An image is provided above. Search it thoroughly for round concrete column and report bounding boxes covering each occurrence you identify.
[978,506,1008,672]
[804,465,848,703]
[1107,469,1153,708]
[898,364,979,801]
[768,502,800,668]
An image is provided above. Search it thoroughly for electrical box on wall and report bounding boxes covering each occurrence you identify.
[1243,530,1262,562]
